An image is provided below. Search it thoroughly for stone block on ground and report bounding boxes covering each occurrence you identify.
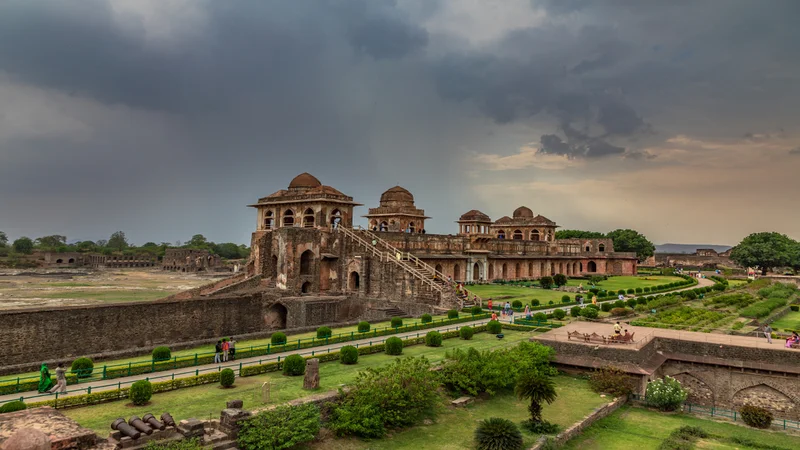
[451,397,473,407]
[303,358,320,390]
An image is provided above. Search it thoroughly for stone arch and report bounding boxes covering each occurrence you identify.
[301,281,312,293]
[408,222,416,233]
[299,250,314,276]
[488,263,494,279]
[303,208,315,228]
[515,263,521,278]
[672,372,715,406]
[473,262,480,281]
[566,263,571,276]
[435,264,443,274]
[531,230,540,241]
[558,262,564,274]
[330,209,342,228]
[454,264,461,280]
[56,259,63,264]
[584,241,592,252]
[497,230,506,239]
[528,262,533,277]
[68,258,75,264]
[502,263,508,278]
[587,261,597,272]
[271,255,278,279]
[599,243,606,252]
[283,209,295,227]
[379,221,388,231]
[265,303,288,329]
[349,271,360,291]
[264,211,274,229]
[732,383,796,416]
[540,262,545,276]
[579,262,583,272]
[573,262,579,274]
[513,229,523,240]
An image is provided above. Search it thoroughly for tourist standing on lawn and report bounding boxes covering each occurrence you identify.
[214,340,223,363]
[764,324,773,344]
[525,304,531,320]
[222,338,230,362]
[47,363,68,394]
[229,337,237,360]
[37,363,54,393]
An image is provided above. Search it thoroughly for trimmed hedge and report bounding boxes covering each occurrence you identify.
[447,310,459,319]
[385,337,403,355]
[340,346,359,364]
[425,331,443,347]
[552,309,566,320]
[486,320,502,334]
[152,346,171,362]
[391,317,404,328]
[459,326,474,340]
[220,368,235,387]
[283,354,306,376]
[0,400,26,413]
[316,327,332,339]
[130,380,152,405]
[421,314,433,323]
[511,300,523,308]
[71,357,94,379]
[271,332,287,345]
[471,305,483,315]
[357,321,371,332]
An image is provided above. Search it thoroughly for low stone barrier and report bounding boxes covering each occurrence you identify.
[529,396,626,449]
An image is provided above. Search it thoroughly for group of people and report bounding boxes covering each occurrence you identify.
[613,321,633,341]
[761,324,799,348]
[37,362,67,394]
[214,337,237,363]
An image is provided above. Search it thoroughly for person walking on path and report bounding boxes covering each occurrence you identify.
[229,337,237,360]
[525,304,531,320]
[222,339,230,362]
[47,363,68,394]
[214,340,222,364]
[764,324,773,344]
[487,298,493,311]
[37,364,54,393]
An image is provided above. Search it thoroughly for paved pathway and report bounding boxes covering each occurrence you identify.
[0,318,493,405]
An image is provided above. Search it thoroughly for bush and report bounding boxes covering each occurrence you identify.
[238,403,320,450]
[130,380,153,405]
[471,305,483,315]
[0,400,26,414]
[643,287,651,293]
[683,290,697,300]
[533,312,547,322]
[552,309,566,320]
[610,307,629,317]
[614,300,626,309]
[553,274,567,287]
[220,368,235,387]
[740,298,788,318]
[570,306,581,317]
[71,357,94,378]
[740,405,773,429]
[626,299,638,308]
[385,337,403,355]
[580,307,599,319]
[792,305,799,312]
[316,326,332,339]
[626,288,635,294]
[391,317,404,327]
[585,304,599,310]
[340,345,359,364]
[474,418,524,450]
[635,287,643,294]
[152,347,171,362]
[425,331,443,347]
[357,321,371,332]
[637,297,648,305]
[460,326,475,340]
[282,354,306,376]
[645,376,687,411]
[601,303,612,312]
[420,314,432,324]
[539,276,554,289]
[487,320,502,333]
[271,332,287,345]
[731,321,745,330]
[531,299,540,306]
[588,366,633,397]
[713,283,726,291]
[511,300,522,309]
[561,295,571,303]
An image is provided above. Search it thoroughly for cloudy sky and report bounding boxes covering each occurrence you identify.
[1,0,798,247]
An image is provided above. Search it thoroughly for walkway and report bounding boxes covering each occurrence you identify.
[0,318,494,405]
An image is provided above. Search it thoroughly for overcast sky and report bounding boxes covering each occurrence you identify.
[1,0,798,247]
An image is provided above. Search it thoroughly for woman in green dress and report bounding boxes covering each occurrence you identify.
[37,363,54,393]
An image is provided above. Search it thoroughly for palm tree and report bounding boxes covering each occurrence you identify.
[515,372,557,424]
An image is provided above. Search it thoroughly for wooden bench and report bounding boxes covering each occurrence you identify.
[567,331,584,341]
[585,332,607,344]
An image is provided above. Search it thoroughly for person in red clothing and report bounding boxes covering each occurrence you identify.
[487,298,493,311]
[222,338,230,362]
[491,312,498,321]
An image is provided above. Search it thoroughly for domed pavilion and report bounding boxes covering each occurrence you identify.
[488,206,558,240]
[364,186,430,232]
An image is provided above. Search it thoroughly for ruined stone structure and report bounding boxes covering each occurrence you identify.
[644,248,737,269]
[43,252,157,269]
[162,249,222,272]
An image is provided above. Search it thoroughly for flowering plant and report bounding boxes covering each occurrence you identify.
[645,376,688,411]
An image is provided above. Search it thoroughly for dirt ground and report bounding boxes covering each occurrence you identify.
[0,270,215,310]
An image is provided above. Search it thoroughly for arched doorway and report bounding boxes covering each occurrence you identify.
[488,264,494,280]
[497,230,505,239]
[349,271,360,291]
[515,263,520,278]
[265,303,288,329]
[528,262,533,277]
[559,262,564,274]
[454,264,461,281]
[540,262,545,276]
[435,264,443,275]
[56,259,63,264]
[303,208,315,228]
[264,211,274,229]
[473,262,480,281]
[502,263,508,278]
[271,255,278,279]
[566,263,571,276]
[587,261,597,272]
[283,209,294,227]
[300,250,314,275]
[301,282,312,293]
[531,230,540,241]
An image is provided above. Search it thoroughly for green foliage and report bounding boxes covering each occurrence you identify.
[282,354,306,376]
[328,356,440,438]
[460,326,475,340]
[474,417,524,450]
[471,305,483,315]
[357,321,371,332]
[271,332,287,345]
[588,366,633,397]
[70,357,94,378]
[539,276,554,289]
[420,314,432,324]
[645,376,687,411]
[0,231,7,247]
[12,237,33,254]
[425,331,443,347]
[555,230,606,239]
[552,309,566,320]
[447,309,459,319]
[682,290,697,300]
[511,300,522,308]
[533,312,547,322]
[108,231,129,251]
[339,346,359,364]
[220,368,235,387]
[384,337,403,355]
[238,403,320,450]
[659,426,709,450]
[730,232,796,275]
[580,307,599,319]
[732,321,745,330]
[610,307,629,317]
[626,299,638,308]
[740,405,774,429]
[0,400,27,413]
[515,371,557,426]
[487,320,502,333]
[626,288,635,294]
[391,317,404,327]
[643,287,651,293]
[740,298,787,318]
[316,326,332,339]
[570,306,581,317]
[601,303,612,312]
[152,346,171,362]
[607,229,656,260]
[129,380,153,405]
[531,299,540,306]
[757,282,797,299]
[144,438,204,450]
[561,295,571,303]
[553,274,567,287]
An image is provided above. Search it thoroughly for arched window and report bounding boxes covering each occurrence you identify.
[454,264,461,281]
[301,282,312,293]
[264,211,274,230]
[497,230,506,239]
[330,209,342,228]
[473,262,480,281]
[408,222,415,233]
[513,230,523,240]
[283,209,294,227]
[349,271,360,290]
[528,262,533,276]
[379,221,388,231]
[300,250,314,275]
[587,261,597,272]
[598,244,606,252]
[435,264,443,274]
[515,263,521,278]
[531,230,540,241]
[303,208,315,228]
[502,263,508,278]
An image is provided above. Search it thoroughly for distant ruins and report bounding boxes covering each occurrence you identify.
[641,248,737,270]
[43,252,158,269]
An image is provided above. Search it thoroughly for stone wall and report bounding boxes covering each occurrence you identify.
[529,397,627,449]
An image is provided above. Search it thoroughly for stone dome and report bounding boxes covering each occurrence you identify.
[495,216,513,224]
[459,209,491,222]
[289,172,322,189]
[513,206,534,218]
[380,186,414,204]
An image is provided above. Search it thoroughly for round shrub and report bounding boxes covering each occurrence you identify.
[533,312,547,322]
[553,309,566,320]
[511,300,522,308]
[643,287,651,293]
[282,354,306,376]
[548,300,554,305]
[220,368,235,387]
[385,337,403,355]
[626,299,638,308]
[683,291,697,300]
[740,404,774,429]
[357,321,370,333]
[601,303,612,312]
[0,400,26,414]
[637,297,648,305]
[486,320,502,334]
[570,306,581,318]
[316,326,332,339]
[425,331,443,347]
[635,287,643,294]
[460,326,474,340]
[471,305,483,315]
[561,295,571,303]
[129,380,153,406]
[271,332,287,345]
[339,345,359,364]
[645,376,687,411]
[70,357,94,378]
[474,417,523,450]
[626,288,635,294]
[585,304,599,311]
[391,317,404,328]
[446,309,459,319]
[614,300,626,309]
[580,307,599,319]
[713,283,726,291]
[152,347,171,362]
[610,307,629,317]
[420,313,432,324]
[531,299,540,306]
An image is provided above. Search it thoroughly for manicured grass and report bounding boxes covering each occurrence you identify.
[770,311,800,332]
[728,279,749,287]
[32,289,175,302]
[561,406,800,450]
[64,330,537,436]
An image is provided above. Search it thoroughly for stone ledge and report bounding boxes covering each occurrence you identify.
[529,396,626,450]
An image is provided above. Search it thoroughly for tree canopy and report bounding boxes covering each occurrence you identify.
[555,230,606,239]
[0,231,7,247]
[730,232,797,275]
[107,231,129,251]
[606,229,655,260]
[34,235,67,249]
[12,237,34,254]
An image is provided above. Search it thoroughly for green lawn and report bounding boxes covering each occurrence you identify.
[561,406,800,450]
[64,330,537,436]
[30,289,174,302]
[770,311,800,332]
[308,376,608,450]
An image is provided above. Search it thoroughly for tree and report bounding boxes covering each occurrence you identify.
[107,231,128,251]
[187,234,208,248]
[12,237,34,254]
[539,276,553,289]
[34,235,67,249]
[555,230,606,239]
[553,274,567,287]
[214,242,243,259]
[515,372,557,426]
[791,240,800,274]
[606,229,655,261]
[75,241,97,252]
[730,232,795,275]
[142,242,158,248]
[95,239,108,248]
[0,231,7,247]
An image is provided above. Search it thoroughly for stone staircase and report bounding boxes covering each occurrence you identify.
[380,306,408,317]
